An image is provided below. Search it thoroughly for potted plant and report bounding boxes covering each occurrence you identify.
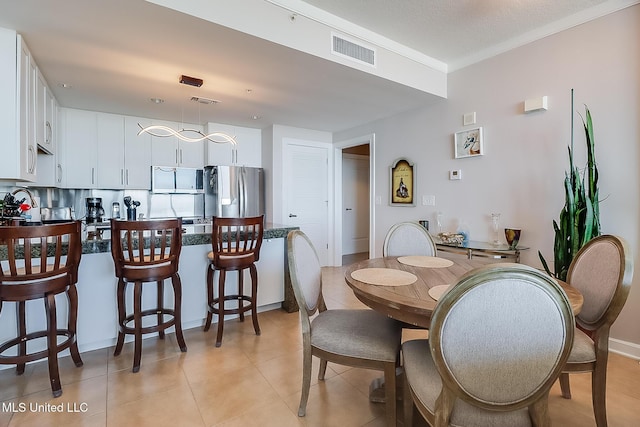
[539,90,600,281]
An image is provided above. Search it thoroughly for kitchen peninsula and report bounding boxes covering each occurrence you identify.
[0,223,298,357]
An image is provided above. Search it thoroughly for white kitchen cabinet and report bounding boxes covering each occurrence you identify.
[204,122,261,167]
[20,35,37,181]
[0,30,37,182]
[150,120,204,168]
[56,110,150,190]
[124,117,152,189]
[45,78,55,154]
[96,112,125,189]
[35,68,53,154]
[35,94,58,187]
[59,108,98,188]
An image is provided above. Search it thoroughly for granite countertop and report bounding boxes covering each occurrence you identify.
[0,223,298,259]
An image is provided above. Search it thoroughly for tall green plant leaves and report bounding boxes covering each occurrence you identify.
[539,100,600,281]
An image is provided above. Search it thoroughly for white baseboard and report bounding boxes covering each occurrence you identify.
[609,337,640,360]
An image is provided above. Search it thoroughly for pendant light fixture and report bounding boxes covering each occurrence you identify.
[137,124,237,145]
[137,75,238,145]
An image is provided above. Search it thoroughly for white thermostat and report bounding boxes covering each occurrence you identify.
[449,169,462,180]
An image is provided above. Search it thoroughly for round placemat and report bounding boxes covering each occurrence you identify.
[350,268,417,286]
[428,285,451,301]
[397,256,454,268]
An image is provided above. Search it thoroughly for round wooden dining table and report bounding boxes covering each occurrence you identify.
[344,256,584,328]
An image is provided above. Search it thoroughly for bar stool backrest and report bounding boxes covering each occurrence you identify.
[0,221,82,295]
[210,216,264,269]
[110,218,182,282]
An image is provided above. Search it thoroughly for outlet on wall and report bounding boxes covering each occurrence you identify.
[422,195,436,206]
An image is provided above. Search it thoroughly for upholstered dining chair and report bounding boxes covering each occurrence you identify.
[287,230,402,427]
[403,263,575,427]
[383,221,437,257]
[383,221,438,332]
[558,234,633,427]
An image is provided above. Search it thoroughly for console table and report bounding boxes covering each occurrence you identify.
[434,239,528,263]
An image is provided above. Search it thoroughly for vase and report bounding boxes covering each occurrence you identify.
[504,228,521,249]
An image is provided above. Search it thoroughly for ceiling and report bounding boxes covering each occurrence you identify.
[0,0,624,133]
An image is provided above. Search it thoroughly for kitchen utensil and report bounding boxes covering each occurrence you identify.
[123,196,132,208]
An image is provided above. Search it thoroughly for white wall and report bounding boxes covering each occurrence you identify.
[335,5,640,352]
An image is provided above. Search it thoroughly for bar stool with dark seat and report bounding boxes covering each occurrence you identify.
[110,218,187,372]
[0,221,83,397]
[204,215,264,347]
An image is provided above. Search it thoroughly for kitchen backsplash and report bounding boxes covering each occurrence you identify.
[0,185,204,222]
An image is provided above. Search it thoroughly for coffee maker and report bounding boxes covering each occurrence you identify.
[86,197,105,223]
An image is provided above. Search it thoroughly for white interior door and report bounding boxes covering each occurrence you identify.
[342,154,369,255]
[285,143,329,265]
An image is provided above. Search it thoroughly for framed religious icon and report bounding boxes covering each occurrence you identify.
[390,158,415,206]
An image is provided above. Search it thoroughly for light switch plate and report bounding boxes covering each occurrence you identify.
[422,195,436,206]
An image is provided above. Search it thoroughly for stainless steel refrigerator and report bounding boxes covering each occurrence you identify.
[204,166,265,218]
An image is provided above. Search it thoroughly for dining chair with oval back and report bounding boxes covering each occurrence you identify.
[559,234,634,427]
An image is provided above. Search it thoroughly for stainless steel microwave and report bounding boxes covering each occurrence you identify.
[151,166,204,194]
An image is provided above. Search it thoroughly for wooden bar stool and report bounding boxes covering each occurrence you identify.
[0,221,83,397]
[110,218,186,372]
[204,215,264,347]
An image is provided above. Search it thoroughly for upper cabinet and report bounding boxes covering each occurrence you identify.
[35,94,58,187]
[96,112,125,189]
[150,120,204,168]
[35,68,54,154]
[58,108,98,188]
[0,29,36,182]
[204,122,261,167]
[56,110,152,190]
[124,116,151,189]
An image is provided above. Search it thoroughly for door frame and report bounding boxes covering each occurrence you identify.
[333,133,375,266]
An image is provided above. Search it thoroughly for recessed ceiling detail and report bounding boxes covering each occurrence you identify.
[190,96,220,105]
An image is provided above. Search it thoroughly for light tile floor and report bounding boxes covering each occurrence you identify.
[1,258,640,426]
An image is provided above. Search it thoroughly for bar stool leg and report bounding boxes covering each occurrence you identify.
[238,269,245,322]
[66,284,83,367]
[250,264,261,336]
[216,269,227,347]
[132,281,143,373]
[172,273,187,352]
[204,265,214,332]
[157,280,165,339]
[45,293,62,397]
[16,301,27,375]
[114,278,126,356]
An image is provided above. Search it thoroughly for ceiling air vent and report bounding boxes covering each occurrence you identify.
[331,33,376,67]
[190,96,220,105]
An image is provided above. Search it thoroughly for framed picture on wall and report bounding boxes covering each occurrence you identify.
[390,158,415,206]
[454,127,484,158]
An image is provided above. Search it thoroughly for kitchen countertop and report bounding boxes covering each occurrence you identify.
[0,223,298,259]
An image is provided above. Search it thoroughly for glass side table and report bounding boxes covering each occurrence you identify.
[433,238,529,263]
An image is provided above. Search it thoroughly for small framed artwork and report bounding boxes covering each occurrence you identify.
[454,127,484,158]
[390,158,415,206]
